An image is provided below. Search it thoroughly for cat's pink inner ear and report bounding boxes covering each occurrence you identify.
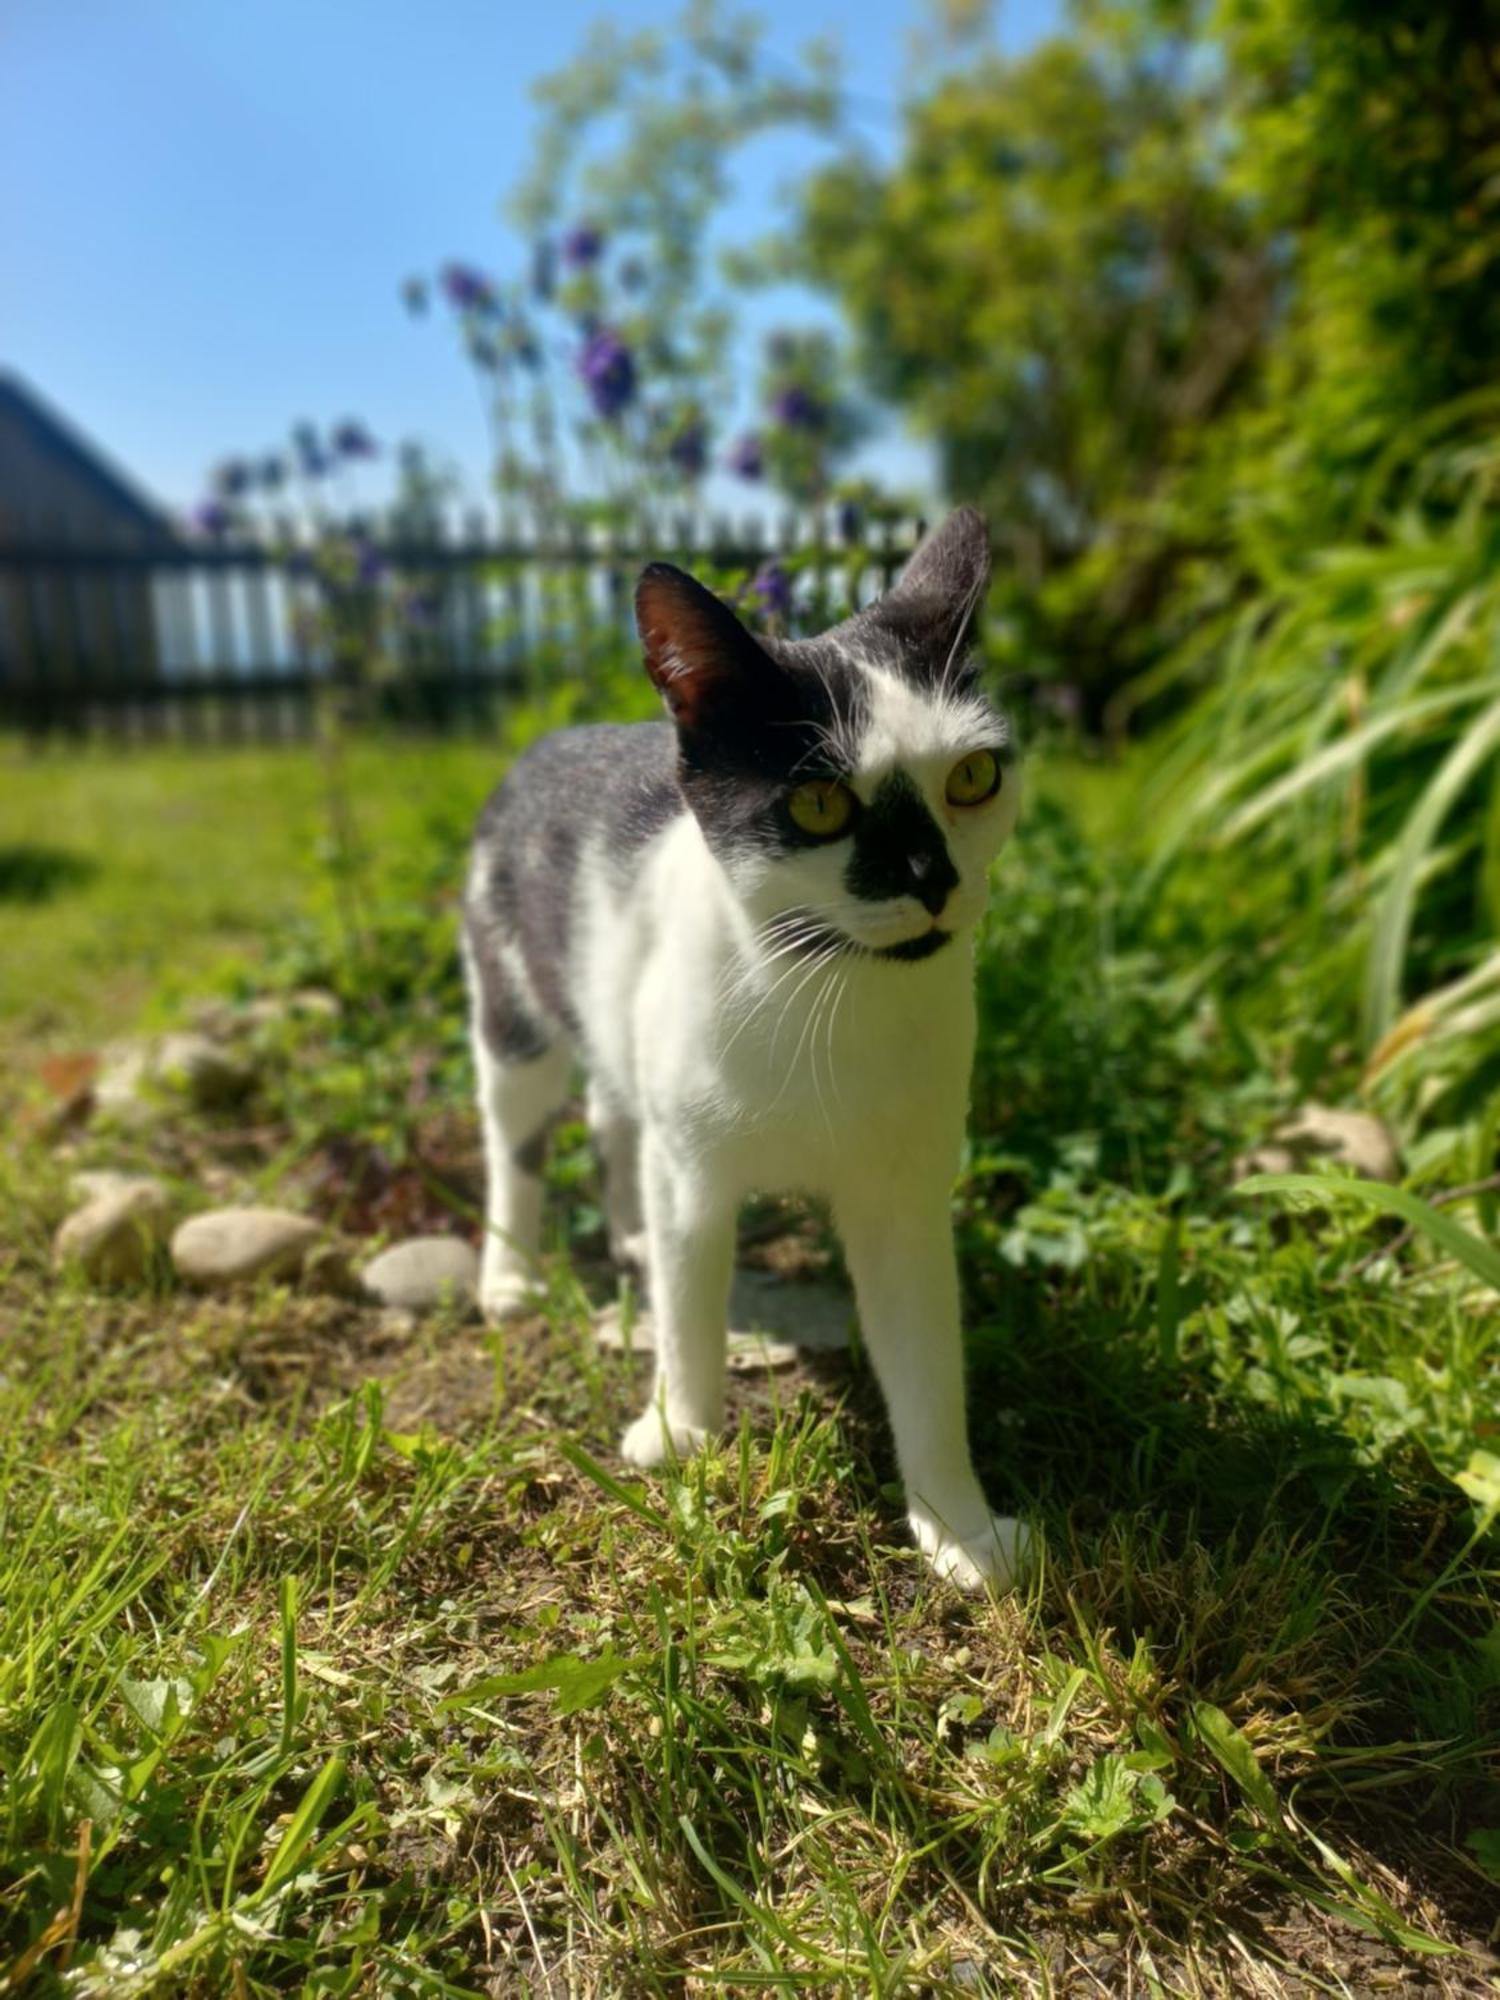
[635,565,737,730]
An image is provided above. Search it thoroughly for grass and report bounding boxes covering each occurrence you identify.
[1,732,1497,1996]
[0,737,500,1050]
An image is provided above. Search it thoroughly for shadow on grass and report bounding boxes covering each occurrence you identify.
[0,843,97,904]
[800,1265,1500,1967]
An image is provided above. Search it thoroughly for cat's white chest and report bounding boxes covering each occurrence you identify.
[575,815,975,1195]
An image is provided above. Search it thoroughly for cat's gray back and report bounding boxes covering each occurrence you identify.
[465,722,682,1048]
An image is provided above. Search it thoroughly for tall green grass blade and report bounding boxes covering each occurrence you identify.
[1236,1173,1500,1291]
[1217,680,1500,843]
[1364,696,1500,1043]
[553,1433,669,1528]
[258,1754,347,1898]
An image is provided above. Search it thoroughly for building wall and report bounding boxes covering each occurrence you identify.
[0,395,165,684]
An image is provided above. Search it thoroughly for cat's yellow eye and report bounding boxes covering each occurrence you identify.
[945,749,1002,807]
[787,779,856,838]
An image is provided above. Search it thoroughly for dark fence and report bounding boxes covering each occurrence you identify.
[0,515,922,743]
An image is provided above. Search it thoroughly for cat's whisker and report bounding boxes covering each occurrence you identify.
[715,915,830,1006]
[716,930,812,1007]
[765,942,844,1071]
[806,958,845,1140]
[760,944,842,1123]
[820,963,850,1117]
[718,933,839,1060]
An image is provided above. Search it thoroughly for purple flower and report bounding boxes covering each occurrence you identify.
[212,458,252,499]
[749,561,793,621]
[352,536,385,587]
[577,327,636,421]
[401,275,429,315]
[726,432,764,481]
[192,500,233,538]
[400,586,442,629]
[440,262,497,313]
[666,418,708,479]
[291,422,329,478]
[770,385,827,432]
[332,420,377,459]
[561,223,605,268]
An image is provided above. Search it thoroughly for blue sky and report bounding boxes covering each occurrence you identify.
[3,0,1059,521]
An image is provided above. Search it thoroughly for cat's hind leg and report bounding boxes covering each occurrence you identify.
[586,1082,647,1272]
[464,931,569,1322]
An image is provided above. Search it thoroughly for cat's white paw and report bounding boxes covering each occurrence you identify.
[478,1261,543,1324]
[619,1407,712,1468]
[909,1508,1034,1593]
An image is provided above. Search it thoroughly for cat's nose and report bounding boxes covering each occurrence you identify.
[906,850,956,917]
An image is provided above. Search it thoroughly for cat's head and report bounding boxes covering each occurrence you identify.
[634,508,1018,960]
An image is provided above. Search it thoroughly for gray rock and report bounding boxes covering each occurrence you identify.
[93,1042,156,1125]
[69,1169,167,1207]
[55,1181,173,1285]
[1236,1103,1401,1186]
[192,989,343,1037]
[171,1207,324,1287]
[250,987,342,1027]
[361,1236,479,1312]
[187,998,244,1040]
[91,1033,255,1121]
[153,1032,255,1110]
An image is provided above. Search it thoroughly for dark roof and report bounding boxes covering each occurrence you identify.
[0,370,173,535]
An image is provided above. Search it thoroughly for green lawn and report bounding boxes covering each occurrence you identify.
[0,737,503,1050]
[1,734,1496,1996]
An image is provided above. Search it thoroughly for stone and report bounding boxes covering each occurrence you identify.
[594,1267,851,1368]
[93,1042,156,1125]
[1235,1103,1401,1186]
[187,998,244,1040]
[171,1207,325,1288]
[69,1168,166,1207]
[91,1033,255,1121]
[153,1032,255,1110]
[54,1180,173,1285]
[192,988,343,1036]
[361,1236,480,1313]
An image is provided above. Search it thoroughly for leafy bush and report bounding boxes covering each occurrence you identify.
[1130,402,1500,1172]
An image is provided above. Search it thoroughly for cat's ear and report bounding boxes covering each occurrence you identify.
[635,563,779,733]
[862,507,991,667]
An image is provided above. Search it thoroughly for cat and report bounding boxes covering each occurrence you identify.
[461,508,1029,1589]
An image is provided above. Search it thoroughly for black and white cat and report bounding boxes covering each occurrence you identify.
[462,509,1028,1589]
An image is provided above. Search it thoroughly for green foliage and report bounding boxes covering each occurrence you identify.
[1133,406,1500,1164]
[795,0,1500,704]
[799,2,1268,690]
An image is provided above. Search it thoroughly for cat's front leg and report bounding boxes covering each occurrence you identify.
[619,1129,734,1467]
[834,1181,1031,1592]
